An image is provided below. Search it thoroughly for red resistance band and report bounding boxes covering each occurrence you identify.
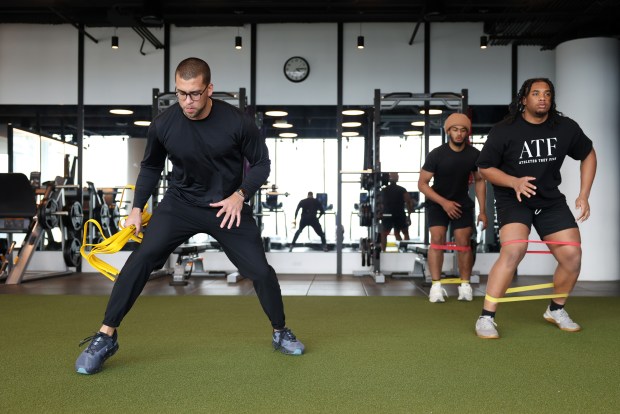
[430,242,471,252]
[501,239,581,254]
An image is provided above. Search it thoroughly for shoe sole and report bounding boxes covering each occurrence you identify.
[429,297,445,303]
[273,346,304,356]
[543,316,582,332]
[476,332,500,339]
[458,297,473,301]
[76,343,119,375]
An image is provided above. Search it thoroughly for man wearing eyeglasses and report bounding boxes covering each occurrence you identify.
[75,57,305,375]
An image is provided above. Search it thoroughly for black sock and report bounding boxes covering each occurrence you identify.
[549,300,564,311]
[481,309,496,318]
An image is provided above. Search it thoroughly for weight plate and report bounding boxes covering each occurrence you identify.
[63,237,82,267]
[38,198,59,230]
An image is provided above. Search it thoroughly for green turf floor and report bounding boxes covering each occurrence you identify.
[1,295,619,413]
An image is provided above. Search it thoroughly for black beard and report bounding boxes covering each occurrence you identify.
[450,138,466,147]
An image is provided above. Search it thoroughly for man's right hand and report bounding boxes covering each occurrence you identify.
[123,207,143,236]
[442,200,462,219]
[512,176,537,202]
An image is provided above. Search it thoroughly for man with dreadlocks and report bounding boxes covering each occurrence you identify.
[474,78,597,339]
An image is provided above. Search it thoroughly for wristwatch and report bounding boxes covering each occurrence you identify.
[235,188,246,199]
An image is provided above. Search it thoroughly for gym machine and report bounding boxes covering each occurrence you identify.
[1,173,84,284]
[354,89,471,284]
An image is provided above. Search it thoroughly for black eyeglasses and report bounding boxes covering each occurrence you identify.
[175,85,208,101]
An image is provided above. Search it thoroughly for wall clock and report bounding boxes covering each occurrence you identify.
[283,56,310,82]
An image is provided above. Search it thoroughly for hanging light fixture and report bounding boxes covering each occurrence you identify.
[480,35,488,49]
[357,23,364,49]
[235,27,242,50]
[111,28,119,49]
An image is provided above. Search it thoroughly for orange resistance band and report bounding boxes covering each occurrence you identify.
[430,242,471,252]
[501,239,581,254]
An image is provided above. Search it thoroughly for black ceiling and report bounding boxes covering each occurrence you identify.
[2,0,618,49]
[1,1,618,139]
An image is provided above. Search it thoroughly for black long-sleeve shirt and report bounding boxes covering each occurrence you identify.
[133,100,270,209]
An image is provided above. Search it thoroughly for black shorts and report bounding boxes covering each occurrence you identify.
[495,198,577,238]
[381,215,408,232]
[426,203,474,229]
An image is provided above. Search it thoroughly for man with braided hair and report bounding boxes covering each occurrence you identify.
[418,113,488,303]
[474,77,597,339]
[75,57,305,375]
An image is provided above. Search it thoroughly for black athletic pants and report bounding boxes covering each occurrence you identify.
[103,195,286,330]
[291,217,326,245]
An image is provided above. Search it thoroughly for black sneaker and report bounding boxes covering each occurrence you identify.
[75,331,119,374]
[272,328,305,355]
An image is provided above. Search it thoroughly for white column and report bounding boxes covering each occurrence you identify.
[556,37,620,281]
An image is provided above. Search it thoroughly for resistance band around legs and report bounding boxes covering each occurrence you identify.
[485,239,581,303]
[429,242,471,284]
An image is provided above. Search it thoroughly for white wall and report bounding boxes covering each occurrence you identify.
[0,24,78,104]
[256,23,338,105]
[0,22,557,106]
[343,23,425,105]
[430,23,512,104]
[170,26,251,97]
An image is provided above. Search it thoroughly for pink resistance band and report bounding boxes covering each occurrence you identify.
[501,239,581,254]
[430,242,471,252]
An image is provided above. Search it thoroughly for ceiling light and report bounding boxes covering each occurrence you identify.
[480,35,488,49]
[265,110,288,117]
[342,109,364,116]
[357,22,364,49]
[134,120,151,126]
[235,35,242,50]
[110,109,133,115]
[273,120,293,128]
[419,108,442,115]
[342,131,359,137]
[411,121,425,126]
[111,35,119,49]
[343,121,362,127]
[404,130,423,136]
[279,132,298,138]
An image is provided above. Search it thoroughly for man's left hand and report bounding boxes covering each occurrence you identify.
[575,196,591,222]
[210,192,245,229]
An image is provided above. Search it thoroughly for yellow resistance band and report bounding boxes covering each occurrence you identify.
[79,185,151,281]
[485,283,569,303]
[432,278,467,285]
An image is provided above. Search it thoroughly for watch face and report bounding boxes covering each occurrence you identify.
[283,56,310,82]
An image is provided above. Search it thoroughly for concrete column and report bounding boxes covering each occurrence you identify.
[556,37,620,281]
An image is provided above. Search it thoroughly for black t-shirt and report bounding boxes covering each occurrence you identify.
[133,99,270,209]
[421,143,480,208]
[381,183,408,219]
[477,114,593,209]
[295,197,324,221]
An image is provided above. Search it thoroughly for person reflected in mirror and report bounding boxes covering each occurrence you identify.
[418,113,487,303]
[289,191,328,252]
[380,173,415,252]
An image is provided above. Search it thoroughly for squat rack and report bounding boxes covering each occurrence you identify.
[354,88,468,283]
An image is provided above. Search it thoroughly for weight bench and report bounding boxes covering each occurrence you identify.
[169,243,242,286]
[1,173,77,284]
[1,173,36,279]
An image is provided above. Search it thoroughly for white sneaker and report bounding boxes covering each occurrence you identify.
[429,283,447,303]
[543,307,581,332]
[475,316,499,339]
[458,283,473,301]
